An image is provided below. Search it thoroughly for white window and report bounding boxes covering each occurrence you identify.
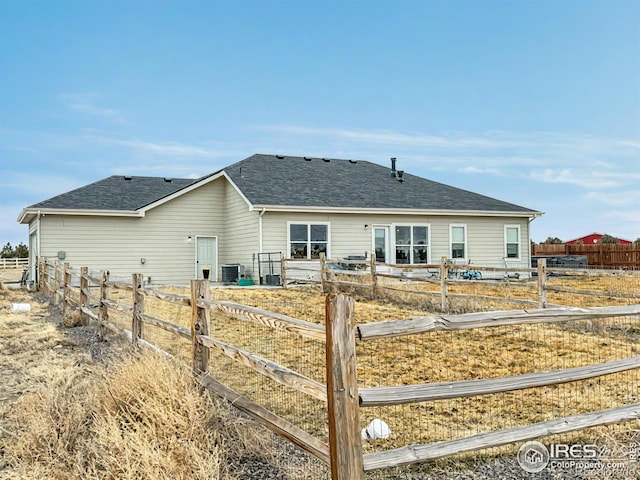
[450,224,467,259]
[505,225,521,260]
[394,225,430,264]
[289,223,329,259]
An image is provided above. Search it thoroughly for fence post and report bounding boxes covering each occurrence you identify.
[326,294,364,480]
[79,266,88,325]
[41,260,47,295]
[191,279,211,373]
[132,273,144,345]
[370,253,377,297]
[98,271,109,341]
[319,253,326,293]
[440,256,449,312]
[537,258,547,308]
[62,262,71,316]
[37,259,43,293]
[281,256,288,289]
[53,260,61,306]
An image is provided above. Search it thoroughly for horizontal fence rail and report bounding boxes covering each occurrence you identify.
[0,257,28,269]
[362,403,640,471]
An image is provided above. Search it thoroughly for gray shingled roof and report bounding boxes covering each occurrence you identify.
[29,175,196,210]
[223,154,537,213]
[28,155,538,214]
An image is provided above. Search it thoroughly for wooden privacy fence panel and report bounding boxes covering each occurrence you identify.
[533,243,640,269]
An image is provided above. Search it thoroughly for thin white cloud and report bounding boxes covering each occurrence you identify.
[584,190,640,207]
[60,93,124,122]
[0,172,87,199]
[99,138,219,157]
[256,124,515,149]
[528,169,620,189]
[255,125,639,159]
[458,166,505,176]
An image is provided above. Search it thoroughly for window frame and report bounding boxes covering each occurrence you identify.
[504,224,521,261]
[393,224,431,265]
[287,222,330,259]
[449,224,467,260]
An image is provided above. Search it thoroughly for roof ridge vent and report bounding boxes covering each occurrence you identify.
[164,177,173,183]
[304,156,312,161]
[322,158,330,162]
[124,176,132,181]
[349,159,357,164]
[276,155,285,159]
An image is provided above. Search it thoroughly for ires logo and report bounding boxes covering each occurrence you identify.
[518,441,599,473]
[518,441,550,473]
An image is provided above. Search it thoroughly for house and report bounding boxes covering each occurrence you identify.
[18,154,542,284]
[566,233,632,245]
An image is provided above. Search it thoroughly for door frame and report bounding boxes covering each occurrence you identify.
[372,225,391,264]
[195,236,218,281]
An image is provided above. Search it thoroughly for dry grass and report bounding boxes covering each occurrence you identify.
[2,351,275,479]
[0,286,310,480]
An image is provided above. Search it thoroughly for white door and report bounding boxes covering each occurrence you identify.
[372,226,390,263]
[196,237,217,281]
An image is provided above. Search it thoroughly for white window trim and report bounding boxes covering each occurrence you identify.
[449,224,468,261]
[287,221,331,259]
[504,224,521,261]
[392,223,432,264]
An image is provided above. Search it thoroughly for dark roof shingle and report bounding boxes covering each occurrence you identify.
[224,154,537,213]
[29,175,196,211]
[28,155,538,215]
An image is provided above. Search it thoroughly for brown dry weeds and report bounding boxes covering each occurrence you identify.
[0,286,311,480]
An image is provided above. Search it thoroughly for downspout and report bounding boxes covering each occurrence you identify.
[36,210,41,282]
[258,208,266,253]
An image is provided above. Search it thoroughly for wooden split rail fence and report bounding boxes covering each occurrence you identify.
[317,255,640,311]
[36,260,640,479]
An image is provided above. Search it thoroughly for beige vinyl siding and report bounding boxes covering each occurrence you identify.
[262,212,530,267]
[220,183,259,277]
[443,216,531,267]
[38,180,225,285]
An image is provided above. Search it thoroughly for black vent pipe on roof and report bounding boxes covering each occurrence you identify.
[397,170,404,183]
[390,157,397,177]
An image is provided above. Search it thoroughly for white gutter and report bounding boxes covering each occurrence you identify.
[251,204,543,218]
[18,208,143,224]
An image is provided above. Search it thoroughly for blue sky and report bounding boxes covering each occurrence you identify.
[1,0,639,248]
